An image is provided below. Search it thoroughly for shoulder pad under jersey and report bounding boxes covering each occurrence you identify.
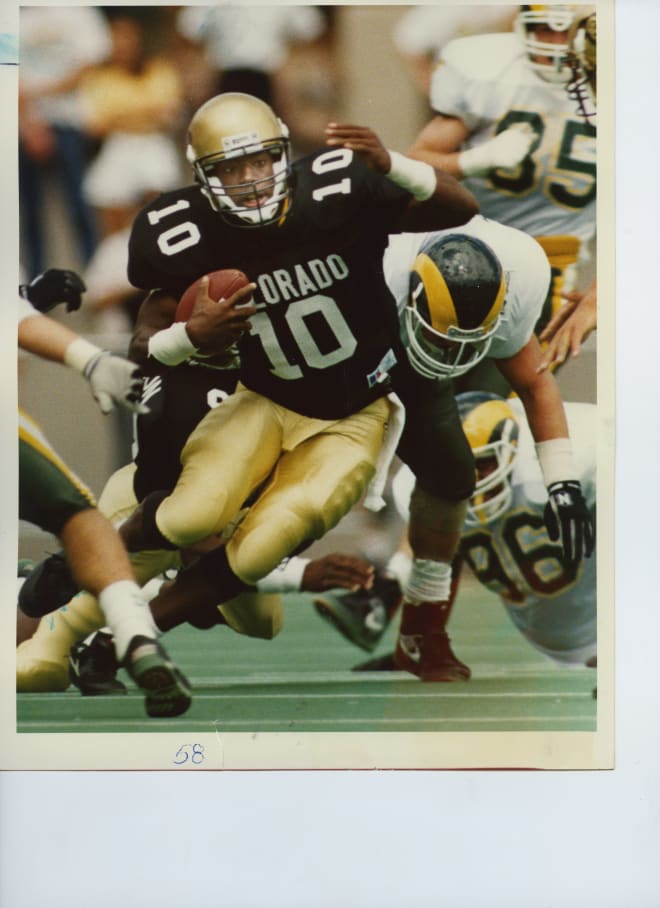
[439,32,525,84]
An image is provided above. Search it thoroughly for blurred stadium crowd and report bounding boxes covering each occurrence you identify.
[19,5,521,335]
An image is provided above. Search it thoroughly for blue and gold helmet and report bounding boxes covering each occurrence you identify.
[456,391,520,525]
[404,234,506,380]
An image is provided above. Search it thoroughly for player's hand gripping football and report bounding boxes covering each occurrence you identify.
[324,123,392,173]
[544,480,594,564]
[302,554,375,593]
[184,274,257,355]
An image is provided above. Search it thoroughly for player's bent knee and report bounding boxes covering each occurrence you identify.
[157,487,231,549]
[229,461,374,585]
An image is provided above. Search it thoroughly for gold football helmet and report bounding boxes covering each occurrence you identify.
[186,92,292,226]
[515,4,585,83]
[457,392,520,525]
[405,234,506,380]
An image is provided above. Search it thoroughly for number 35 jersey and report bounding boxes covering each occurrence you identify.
[431,33,597,251]
[128,149,412,420]
[460,399,597,665]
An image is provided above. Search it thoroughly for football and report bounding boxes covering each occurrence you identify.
[175,269,251,322]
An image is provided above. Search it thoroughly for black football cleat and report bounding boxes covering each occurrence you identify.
[69,630,127,696]
[123,635,192,718]
[18,552,79,617]
[314,573,402,652]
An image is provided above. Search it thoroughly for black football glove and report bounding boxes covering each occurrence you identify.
[20,269,85,313]
[544,480,594,564]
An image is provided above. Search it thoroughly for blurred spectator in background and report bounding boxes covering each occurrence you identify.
[175,5,327,109]
[80,13,184,240]
[275,8,340,155]
[82,209,144,335]
[393,4,517,96]
[19,7,112,278]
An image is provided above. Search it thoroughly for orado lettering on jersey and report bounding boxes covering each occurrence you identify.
[255,254,349,305]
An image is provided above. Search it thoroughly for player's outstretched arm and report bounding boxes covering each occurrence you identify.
[324,121,478,230]
[18,305,147,415]
[496,337,594,564]
[407,114,471,176]
[408,114,537,180]
[537,280,597,373]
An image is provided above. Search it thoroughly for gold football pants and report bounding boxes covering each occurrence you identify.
[156,386,390,585]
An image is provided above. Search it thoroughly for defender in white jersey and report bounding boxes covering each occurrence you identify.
[315,215,594,680]
[384,214,551,365]
[537,5,598,371]
[408,5,597,354]
[390,395,596,667]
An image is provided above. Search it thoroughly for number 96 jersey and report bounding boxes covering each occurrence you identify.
[431,33,597,251]
[460,399,596,665]
[128,149,412,421]
[392,399,597,665]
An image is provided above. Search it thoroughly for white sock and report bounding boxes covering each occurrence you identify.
[98,580,158,660]
[403,559,452,605]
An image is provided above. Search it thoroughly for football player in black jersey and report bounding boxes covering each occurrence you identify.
[116,92,479,642]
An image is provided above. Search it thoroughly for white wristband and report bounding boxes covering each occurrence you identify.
[257,557,310,593]
[63,337,102,374]
[148,322,198,366]
[386,150,436,200]
[535,438,577,487]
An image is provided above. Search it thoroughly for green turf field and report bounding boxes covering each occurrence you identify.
[16,577,597,736]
